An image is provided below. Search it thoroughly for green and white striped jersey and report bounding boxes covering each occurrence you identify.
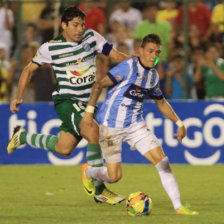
[32,29,112,102]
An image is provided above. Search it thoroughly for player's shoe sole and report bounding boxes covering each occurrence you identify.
[176,205,198,215]
[7,126,25,154]
[82,163,95,196]
[94,188,125,205]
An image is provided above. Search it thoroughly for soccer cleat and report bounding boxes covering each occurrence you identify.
[7,126,25,154]
[82,163,95,196]
[176,205,198,215]
[94,188,125,205]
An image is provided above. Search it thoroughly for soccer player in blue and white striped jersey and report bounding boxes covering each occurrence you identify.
[81,34,198,215]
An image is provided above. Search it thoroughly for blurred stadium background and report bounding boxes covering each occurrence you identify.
[0,0,224,223]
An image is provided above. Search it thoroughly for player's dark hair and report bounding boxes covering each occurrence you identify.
[61,6,86,25]
[141,33,162,48]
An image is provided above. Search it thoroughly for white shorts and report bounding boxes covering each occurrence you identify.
[99,121,161,163]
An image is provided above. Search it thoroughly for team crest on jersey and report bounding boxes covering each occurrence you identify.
[83,43,91,52]
[124,84,148,102]
[105,136,114,147]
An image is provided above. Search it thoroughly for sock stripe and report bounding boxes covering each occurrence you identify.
[20,132,57,152]
[86,151,98,157]
[42,135,48,150]
[31,134,38,148]
[20,132,27,144]
[26,133,32,145]
[93,180,102,187]
[35,134,41,148]
[46,135,52,147]
[86,143,105,190]
[47,136,58,151]
[39,135,45,149]
[87,154,103,161]
[89,158,104,167]
[91,164,104,168]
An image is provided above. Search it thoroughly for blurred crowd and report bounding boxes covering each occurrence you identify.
[0,0,224,102]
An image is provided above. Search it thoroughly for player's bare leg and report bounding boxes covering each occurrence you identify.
[81,122,125,205]
[55,131,79,156]
[84,161,125,205]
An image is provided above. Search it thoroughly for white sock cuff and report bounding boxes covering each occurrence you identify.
[155,156,171,172]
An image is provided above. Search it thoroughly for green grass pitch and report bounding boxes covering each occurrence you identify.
[0,164,223,224]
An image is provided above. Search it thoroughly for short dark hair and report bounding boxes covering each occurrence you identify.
[61,7,86,25]
[141,33,162,48]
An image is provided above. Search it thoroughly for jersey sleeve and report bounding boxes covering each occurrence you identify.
[107,60,130,84]
[92,30,113,56]
[32,43,52,66]
[148,71,164,99]
[149,81,164,99]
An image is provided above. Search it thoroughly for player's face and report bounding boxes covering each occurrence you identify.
[139,42,161,67]
[62,17,85,42]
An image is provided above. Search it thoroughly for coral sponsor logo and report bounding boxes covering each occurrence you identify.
[66,64,96,85]
[124,84,147,102]
[130,87,144,98]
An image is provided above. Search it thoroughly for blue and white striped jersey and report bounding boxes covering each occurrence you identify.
[96,57,164,128]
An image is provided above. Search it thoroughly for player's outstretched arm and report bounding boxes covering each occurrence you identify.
[80,76,114,129]
[108,48,131,63]
[10,62,38,113]
[154,98,186,142]
[88,76,114,108]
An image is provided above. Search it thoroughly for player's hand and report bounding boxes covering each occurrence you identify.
[10,99,23,113]
[174,126,186,143]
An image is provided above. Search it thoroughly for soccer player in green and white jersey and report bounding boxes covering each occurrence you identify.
[7,6,130,205]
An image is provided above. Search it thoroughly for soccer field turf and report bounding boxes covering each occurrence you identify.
[0,165,223,224]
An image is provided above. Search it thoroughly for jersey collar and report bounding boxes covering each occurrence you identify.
[138,57,152,70]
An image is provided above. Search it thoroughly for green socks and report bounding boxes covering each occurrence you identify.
[86,143,106,195]
[19,133,106,195]
[20,132,58,152]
